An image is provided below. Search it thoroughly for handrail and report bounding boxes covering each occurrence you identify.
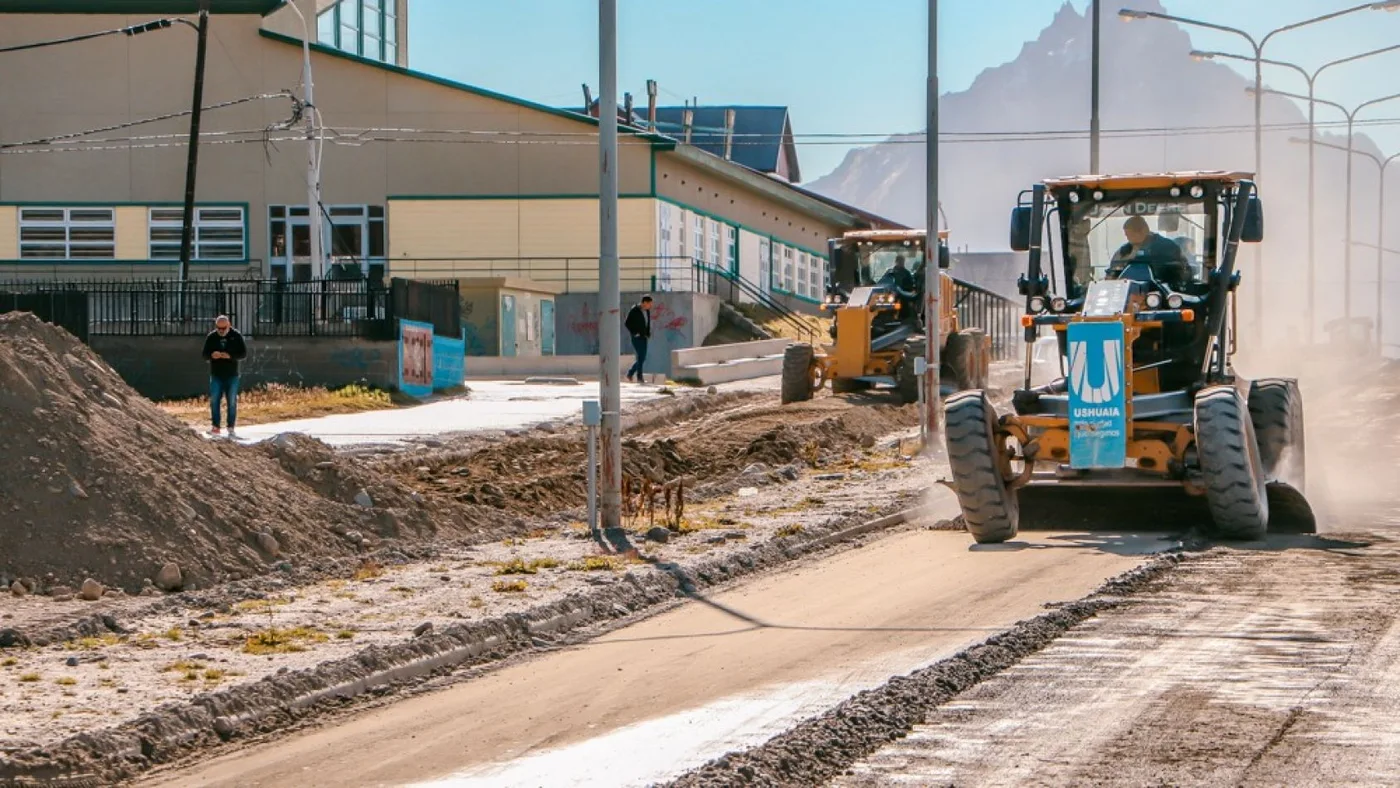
[694,262,816,344]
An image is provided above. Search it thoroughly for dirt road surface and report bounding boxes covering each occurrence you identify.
[832,531,1400,787]
[139,524,1174,788]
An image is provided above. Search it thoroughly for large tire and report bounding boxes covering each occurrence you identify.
[895,338,925,404]
[1248,378,1305,489]
[945,390,1019,543]
[944,329,990,392]
[781,343,816,405]
[1195,386,1269,540]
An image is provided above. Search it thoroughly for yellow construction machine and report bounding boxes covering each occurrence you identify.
[780,228,990,405]
[944,171,1314,543]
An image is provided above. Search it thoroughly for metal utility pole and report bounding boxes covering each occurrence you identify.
[177,0,210,288]
[1090,0,1101,173]
[923,0,941,449]
[284,1,323,277]
[598,0,622,534]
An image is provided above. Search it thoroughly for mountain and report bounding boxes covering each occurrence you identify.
[808,1,1394,338]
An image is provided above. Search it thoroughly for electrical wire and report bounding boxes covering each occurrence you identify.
[0,17,187,54]
[0,92,302,150]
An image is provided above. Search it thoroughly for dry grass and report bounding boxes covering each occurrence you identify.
[242,627,328,655]
[158,382,394,427]
[65,634,123,651]
[492,558,560,576]
[55,677,77,686]
[2,657,19,668]
[18,672,41,683]
[567,555,624,572]
[353,560,385,581]
[776,523,805,538]
[491,579,528,594]
[734,303,827,343]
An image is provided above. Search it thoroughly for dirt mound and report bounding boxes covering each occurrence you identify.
[0,313,499,593]
[399,398,916,515]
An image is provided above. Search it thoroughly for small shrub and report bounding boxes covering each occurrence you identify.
[468,595,486,609]
[491,579,527,594]
[163,627,184,642]
[1,657,18,668]
[19,672,41,683]
[493,558,537,576]
[243,627,327,655]
[336,629,356,640]
[567,556,621,572]
[55,677,77,686]
[776,523,805,538]
[353,560,385,581]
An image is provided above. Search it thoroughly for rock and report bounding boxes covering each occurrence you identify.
[65,656,79,667]
[354,489,374,508]
[706,535,728,545]
[413,622,434,638]
[724,531,749,540]
[31,637,49,647]
[815,473,847,481]
[101,615,128,634]
[410,492,425,506]
[860,435,877,449]
[738,487,759,497]
[707,386,718,395]
[256,532,281,558]
[67,479,89,500]
[10,581,27,598]
[117,687,129,694]
[48,586,75,599]
[343,530,363,545]
[778,464,801,481]
[741,463,767,476]
[80,579,103,601]
[0,628,29,648]
[213,717,237,739]
[315,461,335,469]
[440,575,451,582]
[154,563,183,592]
[645,527,671,544]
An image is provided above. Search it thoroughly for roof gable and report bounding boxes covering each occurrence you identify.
[649,106,799,182]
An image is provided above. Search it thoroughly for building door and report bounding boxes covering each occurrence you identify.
[540,299,555,356]
[500,294,518,357]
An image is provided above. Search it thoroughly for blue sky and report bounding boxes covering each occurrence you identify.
[408,1,1400,181]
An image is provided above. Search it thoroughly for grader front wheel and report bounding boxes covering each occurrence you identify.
[781,343,819,404]
[945,390,1020,544]
[1195,386,1269,540]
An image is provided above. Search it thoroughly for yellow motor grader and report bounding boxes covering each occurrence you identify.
[780,228,990,405]
[944,171,1314,543]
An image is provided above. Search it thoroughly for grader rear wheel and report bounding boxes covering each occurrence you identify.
[780,343,817,404]
[944,329,990,392]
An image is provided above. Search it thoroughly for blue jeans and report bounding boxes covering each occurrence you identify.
[210,375,239,429]
[627,335,648,380]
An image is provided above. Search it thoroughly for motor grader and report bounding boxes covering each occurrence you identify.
[780,228,990,405]
[944,171,1313,543]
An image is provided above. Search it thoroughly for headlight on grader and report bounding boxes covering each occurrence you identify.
[1167,293,1184,309]
[1145,292,1164,309]
[1050,296,1068,312]
[1028,296,1046,313]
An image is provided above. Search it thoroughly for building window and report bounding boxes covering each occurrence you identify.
[709,220,721,269]
[725,226,737,274]
[677,210,688,259]
[317,0,397,64]
[810,256,823,296]
[782,245,795,292]
[692,218,704,264]
[149,206,246,261]
[18,207,115,260]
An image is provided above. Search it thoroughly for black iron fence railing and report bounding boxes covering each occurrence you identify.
[951,279,1020,361]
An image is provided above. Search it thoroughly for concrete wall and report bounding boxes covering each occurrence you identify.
[91,335,396,400]
[554,291,720,377]
[460,288,500,357]
[458,278,562,357]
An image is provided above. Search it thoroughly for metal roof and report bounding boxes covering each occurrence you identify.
[1043,171,1254,190]
[0,0,286,12]
[650,106,799,182]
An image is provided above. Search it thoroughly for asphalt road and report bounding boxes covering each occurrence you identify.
[140,519,1173,788]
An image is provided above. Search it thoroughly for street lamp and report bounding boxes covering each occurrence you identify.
[1119,1,1400,341]
[280,1,325,279]
[1192,43,1400,344]
[1292,136,1400,350]
[1250,85,1400,325]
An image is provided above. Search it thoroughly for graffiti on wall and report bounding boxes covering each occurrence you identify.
[568,303,602,355]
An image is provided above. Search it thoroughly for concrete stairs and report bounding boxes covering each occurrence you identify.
[671,338,791,386]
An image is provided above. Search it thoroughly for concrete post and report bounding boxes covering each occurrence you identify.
[923,0,942,449]
[598,0,623,533]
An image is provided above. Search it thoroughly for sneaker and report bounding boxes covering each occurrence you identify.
[210,426,222,436]
[227,428,238,439]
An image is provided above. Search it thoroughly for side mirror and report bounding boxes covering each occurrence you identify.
[1241,195,1264,243]
[938,243,950,269]
[1009,206,1033,252]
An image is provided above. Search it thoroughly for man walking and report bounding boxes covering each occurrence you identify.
[202,315,247,436]
[624,295,653,383]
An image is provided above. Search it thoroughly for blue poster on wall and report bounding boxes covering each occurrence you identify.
[1066,321,1127,469]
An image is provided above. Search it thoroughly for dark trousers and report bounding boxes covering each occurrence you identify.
[627,335,648,380]
[210,375,240,428]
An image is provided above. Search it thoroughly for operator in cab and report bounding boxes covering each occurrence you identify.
[888,255,915,293]
[1106,215,1192,288]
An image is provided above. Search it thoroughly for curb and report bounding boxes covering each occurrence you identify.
[0,497,941,787]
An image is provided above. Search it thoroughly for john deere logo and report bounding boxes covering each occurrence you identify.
[1069,337,1122,409]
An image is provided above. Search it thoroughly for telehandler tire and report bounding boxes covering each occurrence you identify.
[945,390,1019,543]
[944,329,990,391]
[1195,386,1269,540]
[896,338,925,404]
[781,343,816,405]
[1248,378,1305,489]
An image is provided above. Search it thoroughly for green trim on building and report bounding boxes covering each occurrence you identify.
[0,0,284,13]
[259,30,678,150]
[0,260,250,266]
[385,193,653,202]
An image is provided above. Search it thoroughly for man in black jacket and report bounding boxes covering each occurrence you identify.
[201,315,248,436]
[624,296,653,383]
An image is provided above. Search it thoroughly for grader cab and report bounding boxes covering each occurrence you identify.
[943,171,1314,543]
[780,228,990,405]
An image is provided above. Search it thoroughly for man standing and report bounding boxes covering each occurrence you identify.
[202,315,248,436]
[624,295,652,383]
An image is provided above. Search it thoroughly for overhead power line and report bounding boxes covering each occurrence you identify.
[0,17,188,54]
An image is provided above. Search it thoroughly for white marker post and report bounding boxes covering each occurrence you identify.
[583,399,601,537]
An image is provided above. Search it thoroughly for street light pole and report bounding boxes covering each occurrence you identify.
[1120,2,1400,342]
[1195,44,1400,343]
[923,0,941,448]
[1256,86,1400,324]
[1090,0,1101,173]
[177,0,210,291]
[597,0,622,535]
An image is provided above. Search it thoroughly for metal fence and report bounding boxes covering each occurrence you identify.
[951,279,1021,361]
[0,277,459,341]
[0,290,89,342]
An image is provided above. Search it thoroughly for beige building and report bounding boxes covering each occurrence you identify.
[0,0,894,310]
